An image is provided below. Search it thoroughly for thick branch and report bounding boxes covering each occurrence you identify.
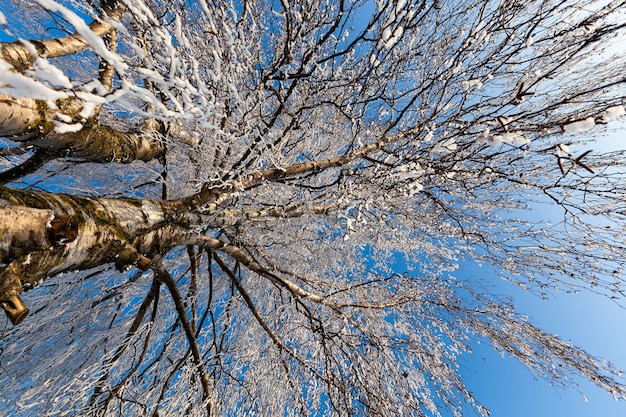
[0,94,164,163]
[0,150,51,184]
[0,95,58,140]
[31,123,165,163]
[0,187,170,320]
[0,1,126,69]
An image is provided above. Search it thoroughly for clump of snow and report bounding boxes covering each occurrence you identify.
[78,100,99,119]
[383,26,403,49]
[27,57,72,89]
[0,59,69,100]
[462,79,483,91]
[599,105,625,123]
[477,128,530,146]
[555,143,570,157]
[75,90,107,118]
[36,0,128,73]
[392,161,424,181]
[478,129,529,146]
[382,27,392,42]
[563,117,595,132]
[54,112,73,123]
[563,9,581,25]
[494,132,529,145]
[407,181,423,195]
[477,128,491,140]
[53,120,83,133]
[433,138,457,153]
[0,11,6,25]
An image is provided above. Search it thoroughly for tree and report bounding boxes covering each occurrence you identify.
[0,0,625,415]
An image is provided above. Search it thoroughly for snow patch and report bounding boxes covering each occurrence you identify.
[382,27,392,42]
[0,60,69,100]
[384,26,403,49]
[393,161,423,181]
[53,120,83,133]
[599,105,625,123]
[462,79,483,91]
[493,132,529,145]
[27,57,72,89]
[478,130,529,146]
[36,0,128,73]
[563,9,581,25]
[555,143,570,157]
[54,112,73,123]
[433,138,457,154]
[563,117,595,132]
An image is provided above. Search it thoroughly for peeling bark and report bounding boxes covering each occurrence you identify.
[32,123,165,163]
[0,205,53,262]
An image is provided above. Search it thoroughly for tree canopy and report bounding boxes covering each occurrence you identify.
[1,0,625,415]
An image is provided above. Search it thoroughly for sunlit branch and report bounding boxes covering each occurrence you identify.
[0,95,164,163]
[178,129,416,211]
[0,0,126,69]
[200,237,339,310]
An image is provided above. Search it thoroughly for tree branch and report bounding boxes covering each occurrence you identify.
[212,252,329,384]
[152,261,213,416]
[0,1,126,70]
[0,149,51,184]
[0,94,164,163]
[201,237,339,310]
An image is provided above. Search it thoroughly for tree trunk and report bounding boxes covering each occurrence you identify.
[0,186,186,323]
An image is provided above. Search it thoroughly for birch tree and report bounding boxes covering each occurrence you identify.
[1,0,626,415]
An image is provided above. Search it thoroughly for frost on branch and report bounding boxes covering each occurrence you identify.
[0,0,625,416]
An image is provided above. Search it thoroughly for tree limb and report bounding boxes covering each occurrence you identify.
[152,261,213,416]
[0,149,51,184]
[0,0,126,70]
